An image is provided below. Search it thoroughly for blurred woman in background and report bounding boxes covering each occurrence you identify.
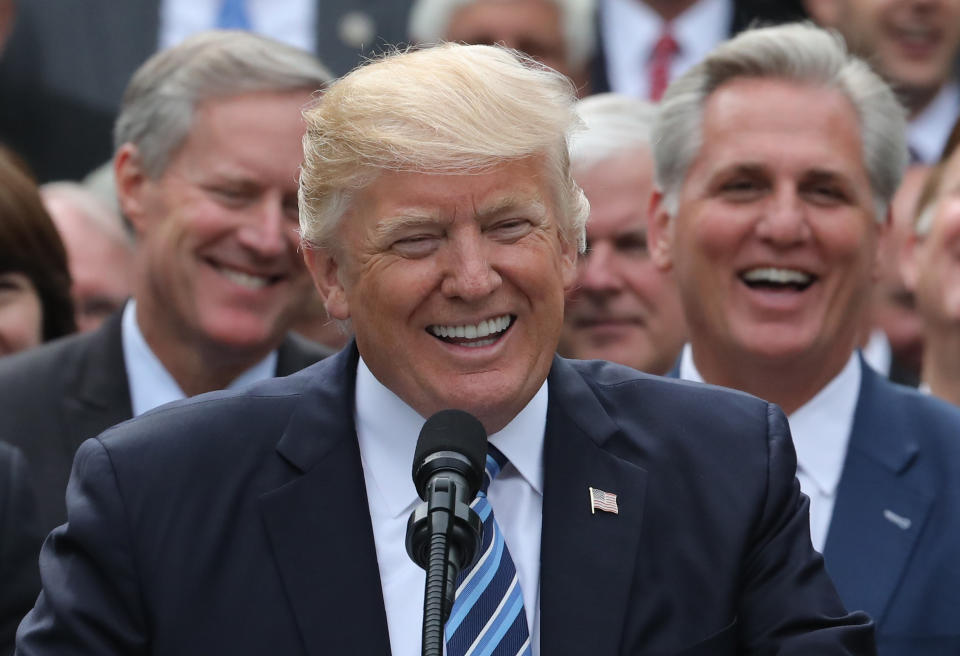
[0,148,74,356]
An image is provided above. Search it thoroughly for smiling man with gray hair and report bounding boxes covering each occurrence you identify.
[648,22,960,654]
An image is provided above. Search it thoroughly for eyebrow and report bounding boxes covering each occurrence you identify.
[373,195,549,241]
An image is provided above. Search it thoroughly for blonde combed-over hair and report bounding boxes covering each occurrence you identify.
[298,43,589,251]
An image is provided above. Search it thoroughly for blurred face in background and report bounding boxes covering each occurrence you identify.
[117,90,315,357]
[0,272,42,356]
[561,149,686,374]
[811,0,960,111]
[906,149,960,330]
[44,192,135,333]
[872,165,928,373]
[445,0,578,85]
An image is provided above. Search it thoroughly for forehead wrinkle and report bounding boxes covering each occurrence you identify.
[476,194,548,222]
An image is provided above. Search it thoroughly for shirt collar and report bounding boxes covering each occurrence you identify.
[121,299,278,416]
[908,79,960,163]
[680,343,860,498]
[354,356,547,519]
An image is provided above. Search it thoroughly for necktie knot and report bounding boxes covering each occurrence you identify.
[481,444,509,494]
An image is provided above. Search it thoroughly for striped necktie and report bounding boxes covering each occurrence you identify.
[215,0,251,30]
[445,445,531,656]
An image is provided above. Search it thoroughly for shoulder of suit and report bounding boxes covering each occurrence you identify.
[0,329,100,393]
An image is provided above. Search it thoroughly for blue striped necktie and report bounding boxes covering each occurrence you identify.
[445,445,532,656]
[215,0,251,30]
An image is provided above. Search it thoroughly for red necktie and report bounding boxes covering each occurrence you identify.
[648,28,679,101]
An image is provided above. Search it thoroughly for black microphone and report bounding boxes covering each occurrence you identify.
[405,410,486,656]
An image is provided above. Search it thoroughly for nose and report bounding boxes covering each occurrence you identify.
[755,186,811,247]
[440,229,502,301]
[237,199,291,259]
[578,242,623,295]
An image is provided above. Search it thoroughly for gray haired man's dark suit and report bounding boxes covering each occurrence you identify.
[0,312,330,538]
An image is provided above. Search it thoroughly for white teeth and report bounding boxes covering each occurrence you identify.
[741,267,812,285]
[429,314,512,340]
[219,267,270,290]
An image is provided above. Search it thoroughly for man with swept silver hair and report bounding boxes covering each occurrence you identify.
[18,42,872,656]
[648,21,960,654]
[0,30,333,539]
[560,93,687,374]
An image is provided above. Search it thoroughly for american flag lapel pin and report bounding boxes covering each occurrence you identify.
[589,486,619,515]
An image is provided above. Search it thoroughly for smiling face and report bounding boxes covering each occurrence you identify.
[561,150,686,374]
[445,0,571,80]
[119,90,315,359]
[834,0,960,110]
[650,78,881,398]
[306,157,578,433]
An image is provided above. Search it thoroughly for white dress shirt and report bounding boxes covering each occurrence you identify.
[679,345,861,552]
[600,0,732,98]
[121,300,277,417]
[355,357,545,656]
[908,79,960,164]
[159,0,316,53]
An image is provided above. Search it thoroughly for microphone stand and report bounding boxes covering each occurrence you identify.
[406,476,482,656]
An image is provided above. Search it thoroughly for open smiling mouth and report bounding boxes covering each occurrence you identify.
[740,267,816,292]
[213,263,283,290]
[427,314,515,348]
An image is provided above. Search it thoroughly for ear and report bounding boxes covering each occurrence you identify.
[869,207,891,282]
[302,246,351,320]
[647,189,675,272]
[559,232,580,292]
[900,231,922,293]
[803,0,841,26]
[113,143,152,237]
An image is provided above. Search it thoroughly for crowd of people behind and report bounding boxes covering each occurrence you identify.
[1,1,960,655]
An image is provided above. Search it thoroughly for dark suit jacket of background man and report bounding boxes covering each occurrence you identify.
[667,357,960,655]
[0,0,412,182]
[15,344,873,655]
[823,362,960,655]
[0,312,330,538]
[0,442,41,656]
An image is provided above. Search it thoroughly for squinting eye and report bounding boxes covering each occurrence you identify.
[392,234,441,258]
[489,218,532,241]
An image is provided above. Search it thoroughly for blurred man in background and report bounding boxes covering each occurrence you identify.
[0,31,332,537]
[41,182,135,333]
[408,0,596,93]
[560,93,685,373]
[806,0,960,163]
[649,22,960,654]
[902,120,960,405]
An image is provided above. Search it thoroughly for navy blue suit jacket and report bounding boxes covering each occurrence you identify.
[667,356,960,654]
[823,363,960,655]
[16,346,873,655]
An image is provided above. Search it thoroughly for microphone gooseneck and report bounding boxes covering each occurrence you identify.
[405,409,487,656]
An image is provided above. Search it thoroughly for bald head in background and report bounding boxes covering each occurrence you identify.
[41,182,134,333]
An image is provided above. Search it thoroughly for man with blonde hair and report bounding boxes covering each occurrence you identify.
[18,42,872,655]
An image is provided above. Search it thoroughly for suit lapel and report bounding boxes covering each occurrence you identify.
[540,358,648,656]
[259,346,392,655]
[62,313,133,449]
[823,362,933,625]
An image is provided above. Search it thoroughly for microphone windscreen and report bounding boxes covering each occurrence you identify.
[412,409,488,497]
